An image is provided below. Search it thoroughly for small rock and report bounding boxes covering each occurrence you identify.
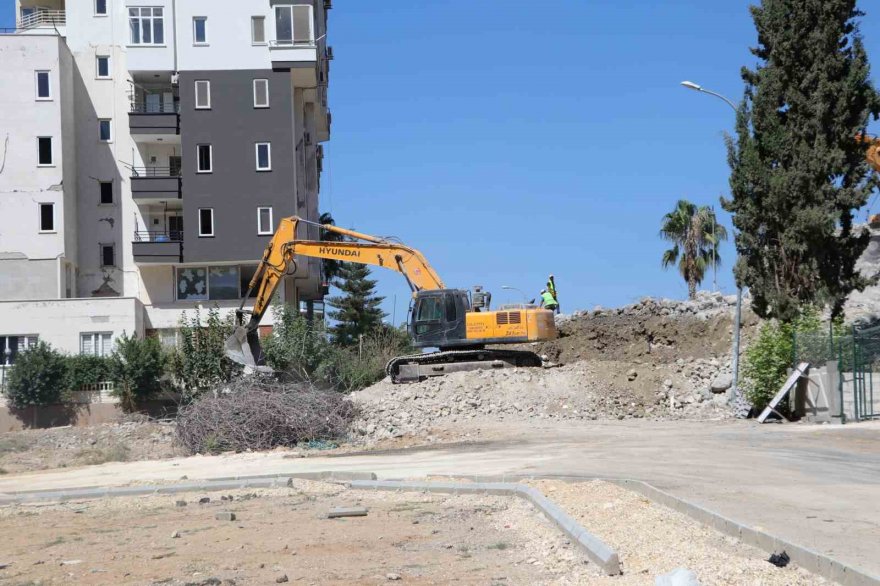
[386,573,402,581]
[0,562,10,569]
[215,512,236,521]
[275,575,289,583]
[710,375,733,393]
[199,497,211,504]
[171,531,181,539]
[175,500,187,507]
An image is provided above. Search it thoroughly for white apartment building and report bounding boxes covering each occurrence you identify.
[0,0,331,376]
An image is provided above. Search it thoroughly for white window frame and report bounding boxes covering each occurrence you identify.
[98,119,112,143]
[198,208,215,237]
[192,16,208,45]
[80,332,113,357]
[128,6,165,46]
[194,80,211,109]
[37,136,53,167]
[251,15,266,45]
[35,70,51,101]
[99,243,116,267]
[257,206,274,235]
[273,5,314,46]
[96,56,111,79]
[255,142,272,171]
[94,0,108,16]
[196,144,213,173]
[253,79,270,108]
[38,202,55,233]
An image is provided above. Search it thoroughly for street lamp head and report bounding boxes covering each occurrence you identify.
[681,80,702,92]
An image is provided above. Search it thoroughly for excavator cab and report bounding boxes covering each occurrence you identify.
[409,289,470,349]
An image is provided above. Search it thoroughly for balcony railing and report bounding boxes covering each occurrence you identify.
[18,9,66,29]
[130,101,179,114]
[131,167,181,178]
[134,230,183,243]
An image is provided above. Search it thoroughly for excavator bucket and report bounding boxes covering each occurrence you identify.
[224,325,263,367]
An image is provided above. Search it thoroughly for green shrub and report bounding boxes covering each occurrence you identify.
[741,307,823,410]
[4,342,68,408]
[169,307,241,399]
[108,333,166,411]
[262,303,412,392]
[64,354,110,392]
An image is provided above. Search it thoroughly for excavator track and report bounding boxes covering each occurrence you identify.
[386,349,544,384]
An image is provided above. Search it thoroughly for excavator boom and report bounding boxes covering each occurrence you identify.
[226,216,445,367]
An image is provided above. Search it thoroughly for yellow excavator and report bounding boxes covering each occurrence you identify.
[225,216,558,383]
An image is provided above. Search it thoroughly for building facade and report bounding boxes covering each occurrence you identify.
[0,0,331,374]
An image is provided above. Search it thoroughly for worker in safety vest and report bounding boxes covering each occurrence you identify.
[546,274,560,313]
[539,289,559,312]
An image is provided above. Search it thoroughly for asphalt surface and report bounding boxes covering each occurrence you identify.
[1,419,879,577]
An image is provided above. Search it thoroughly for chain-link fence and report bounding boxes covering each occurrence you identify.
[794,325,879,422]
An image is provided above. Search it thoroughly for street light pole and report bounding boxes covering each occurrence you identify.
[680,80,744,400]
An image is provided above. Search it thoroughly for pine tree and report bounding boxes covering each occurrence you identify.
[724,0,880,321]
[327,263,386,346]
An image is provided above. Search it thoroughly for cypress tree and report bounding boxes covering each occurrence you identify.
[327,263,386,346]
[724,0,880,321]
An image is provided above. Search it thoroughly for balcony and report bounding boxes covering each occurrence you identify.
[133,231,183,264]
[18,9,65,30]
[129,100,180,139]
[269,4,319,68]
[131,167,181,204]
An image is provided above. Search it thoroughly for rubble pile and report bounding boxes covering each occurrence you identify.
[350,291,749,442]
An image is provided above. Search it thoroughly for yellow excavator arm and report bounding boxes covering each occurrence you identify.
[226,215,445,366]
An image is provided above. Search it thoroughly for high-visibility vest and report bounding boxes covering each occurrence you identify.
[541,291,557,306]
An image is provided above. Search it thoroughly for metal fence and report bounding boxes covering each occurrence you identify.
[794,325,879,422]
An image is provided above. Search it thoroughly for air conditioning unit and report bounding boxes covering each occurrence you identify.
[324,0,332,9]
[326,46,334,60]
[170,72,179,85]
[304,132,312,145]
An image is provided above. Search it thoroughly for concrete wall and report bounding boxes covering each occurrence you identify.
[0,297,143,355]
[0,35,68,282]
[179,68,297,263]
[801,362,880,422]
[0,258,59,301]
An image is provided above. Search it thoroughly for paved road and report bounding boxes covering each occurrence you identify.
[2,419,879,577]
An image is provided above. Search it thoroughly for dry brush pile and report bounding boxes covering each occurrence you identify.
[176,377,358,454]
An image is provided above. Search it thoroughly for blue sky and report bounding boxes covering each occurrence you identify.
[4,2,880,321]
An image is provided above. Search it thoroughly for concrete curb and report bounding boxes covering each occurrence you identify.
[0,471,377,505]
[348,479,621,576]
[425,474,880,586]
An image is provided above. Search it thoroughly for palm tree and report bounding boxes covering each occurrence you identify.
[660,200,728,300]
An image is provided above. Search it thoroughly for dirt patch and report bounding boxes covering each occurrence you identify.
[0,480,597,585]
[0,419,181,474]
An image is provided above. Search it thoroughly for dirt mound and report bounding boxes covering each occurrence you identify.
[535,291,758,366]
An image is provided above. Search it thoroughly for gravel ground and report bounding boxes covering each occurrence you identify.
[0,419,181,474]
[525,479,828,585]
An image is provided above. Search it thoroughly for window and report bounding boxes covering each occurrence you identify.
[99,119,112,142]
[100,243,116,267]
[192,16,207,44]
[39,203,55,233]
[96,56,110,78]
[274,5,313,45]
[37,137,53,166]
[129,7,164,45]
[253,79,269,108]
[81,332,113,357]
[175,266,256,301]
[197,144,212,173]
[194,80,211,109]
[251,16,266,44]
[95,0,107,15]
[100,181,113,204]
[257,207,273,235]
[198,208,214,237]
[1,335,39,366]
[256,142,271,171]
[35,71,51,100]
